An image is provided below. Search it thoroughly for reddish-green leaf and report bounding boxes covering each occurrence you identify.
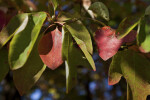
[9,12,47,70]
[116,15,140,39]
[122,30,137,43]
[38,28,63,70]
[13,35,46,95]
[109,50,150,100]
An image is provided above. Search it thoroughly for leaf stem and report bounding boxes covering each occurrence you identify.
[45,12,52,21]
[42,24,56,35]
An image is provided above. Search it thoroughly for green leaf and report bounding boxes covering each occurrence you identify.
[137,16,150,53]
[62,27,77,93]
[65,20,95,71]
[9,12,47,70]
[57,11,81,22]
[109,50,150,100]
[0,13,28,49]
[145,5,150,16]
[0,47,9,82]
[116,15,141,39]
[48,0,59,18]
[62,27,92,93]
[13,35,46,95]
[65,20,93,54]
[89,2,109,21]
[49,0,58,11]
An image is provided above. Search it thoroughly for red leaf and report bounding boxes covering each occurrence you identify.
[0,10,6,31]
[38,28,63,70]
[95,26,137,60]
[94,26,123,61]
[122,30,137,43]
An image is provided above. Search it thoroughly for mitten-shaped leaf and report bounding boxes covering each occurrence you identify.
[38,28,63,70]
[109,50,150,100]
[94,26,123,61]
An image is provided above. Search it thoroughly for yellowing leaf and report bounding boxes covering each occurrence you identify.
[109,50,150,100]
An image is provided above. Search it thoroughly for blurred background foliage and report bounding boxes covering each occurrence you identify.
[0,0,150,100]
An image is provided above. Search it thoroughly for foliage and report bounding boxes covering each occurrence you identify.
[0,0,150,100]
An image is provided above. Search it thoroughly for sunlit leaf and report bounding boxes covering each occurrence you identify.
[57,11,81,22]
[109,50,150,100]
[116,15,141,39]
[137,16,150,53]
[65,20,95,71]
[0,13,28,49]
[89,2,109,21]
[62,27,92,93]
[13,35,46,95]
[65,20,93,54]
[0,47,9,82]
[9,12,47,70]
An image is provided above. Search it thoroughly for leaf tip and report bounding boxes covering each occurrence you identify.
[108,76,121,85]
[93,68,96,71]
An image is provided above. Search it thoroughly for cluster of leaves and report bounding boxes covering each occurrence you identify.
[0,0,150,100]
